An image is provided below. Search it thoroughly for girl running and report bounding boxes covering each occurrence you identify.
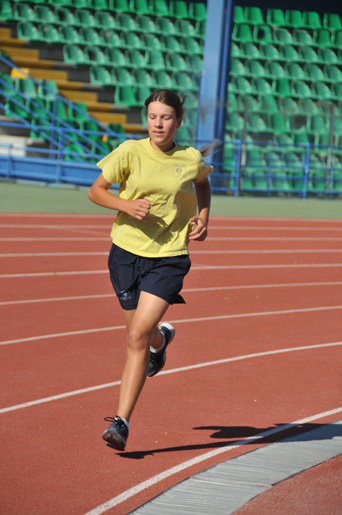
[88,89,213,451]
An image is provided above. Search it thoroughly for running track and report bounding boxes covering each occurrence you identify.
[1,213,341,514]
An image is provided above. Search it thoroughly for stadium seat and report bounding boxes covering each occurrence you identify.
[149,0,169,17]
[116,68,134,85]
[284,62,305,80]
[253,24,273,44]
[233,6,245,24]
[0,1,13,21]
[54,7,76,25]
[303,11,322,29]
[108,0,130,12]
[130,0,150,15]
[89,66,113,86]
[95,11,116,29]
[33,5,56,23]
[189,2,206,22]
[304,64,325,82]
[285,10,304,28]
[313,28,332,47]
[292,29,314,46]
[135,15,157,34]
[17,21,45,42]
[233,23,253,42]
[245,6,264,25]
[169,1,189,19]
[266,9,286,27]
[273,27,293,45]
[265,61,286,79]
[323,13,342,31]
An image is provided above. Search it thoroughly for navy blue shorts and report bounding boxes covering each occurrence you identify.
[108,244,191,310]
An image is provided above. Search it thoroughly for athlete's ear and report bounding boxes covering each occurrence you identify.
[176,117,182,129]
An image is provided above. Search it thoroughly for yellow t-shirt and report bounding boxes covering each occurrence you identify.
[97,138,212,257]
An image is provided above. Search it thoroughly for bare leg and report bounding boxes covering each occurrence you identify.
[117,291,169,422]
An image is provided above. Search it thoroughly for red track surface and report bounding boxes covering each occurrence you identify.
[1,214,341,515]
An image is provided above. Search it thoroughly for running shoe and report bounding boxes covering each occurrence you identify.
[147,323,175,377]
[102,415,129,451]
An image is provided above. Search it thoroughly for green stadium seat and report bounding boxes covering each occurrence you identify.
[318,47,338,64]
[245,7,264,25]
[247,113,269,133]
[100,30,126,48]
[266,9,286,27]
[84,46,108,65]
[59,26,81,45]
[313,81,335,101]
[313,28,332,47]
[174,19,197,37]
[74,9,96,27]
[273,78,292,97]
[80,28,103,47]
[238,95,261,113]
[260,94,279,113]
[142,34,163,51]
[132,69,154,87]
[149,0,169,17]
[293,29,314,46]
[108,0,130,12]
[33,5,56,23]
[232,23,253,43]
[16,77,37,101]
[323,13,342,31]
[105,48,128,66]
[292,80,314,98]
[189,2,206,22]
[273,28,293,45]
[0,1,13,21]
[253,24,273,44]
[38,24,62,44]
[230,42,246,59]
[265,61,286,79]
[130,0,150,15]
[54,7,76,25]
[304,64,325,82]
[263,43,281,61]
[116,68,134,85]
[285,10,304,28]
[145,50,166,70]
[185,54,202,73]
[165,52,187,71]
[162,35,182,53]
[152,70,176,89]
[233,6,245,24]
[115,13,137,30]
[253,77,273,96]
[70,0,89,7]
[280,45,300,62]
[155,17,176,35]
[298,46,320,63]
[333,30,342,48]
[243,42,262,60]
[285,62,305,80]
[37,79,58,106]
[17,21,45,42]
[63,44,87,65]
[135,15,157,33]
[95,11,116,29]
[324,65,342,82]
[169,1,189,19]
[126,49,148,68]
[230,58,246,76]
[68,102,89,126]
[303,11,322,30]
[64,143,86,162]
[173,71,198,91]
[246,60,267,78]
[227,91,238,112]
[89,66,113,86]
[122,31,144,50]
[12,2,35,21]
[269,112,290,133]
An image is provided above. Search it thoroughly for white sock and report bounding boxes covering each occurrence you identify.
[150,328,165,354]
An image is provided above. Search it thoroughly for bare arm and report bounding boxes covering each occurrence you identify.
[189,177,211,241]
[88,173,150,221]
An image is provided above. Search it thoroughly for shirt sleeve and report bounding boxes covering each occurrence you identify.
[96,141,131,185]
[193,163,214,184]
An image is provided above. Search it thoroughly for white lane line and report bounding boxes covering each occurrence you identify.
[84,406,342,515]
[1,263,342,279]
[1,305,342,346]
[1,341,341,414]
[2,249,342,258]
[1,281,342,307]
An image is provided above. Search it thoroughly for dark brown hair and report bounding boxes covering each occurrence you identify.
[145,89,186,119]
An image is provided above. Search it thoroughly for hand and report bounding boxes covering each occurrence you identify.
[125,199,151,220]
[189,216,208,241]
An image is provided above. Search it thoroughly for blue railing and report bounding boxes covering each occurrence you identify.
[1,122,342,197]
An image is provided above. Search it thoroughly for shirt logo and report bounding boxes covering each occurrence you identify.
[171,165,187,178]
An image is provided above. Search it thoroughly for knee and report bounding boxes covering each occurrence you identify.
[127,327,150,352]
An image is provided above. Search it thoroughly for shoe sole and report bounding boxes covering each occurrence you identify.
[102,430,126,451]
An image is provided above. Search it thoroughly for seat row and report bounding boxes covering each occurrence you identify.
[230,59,342,84]
[231,41,342,64]
[63,45,203,73]
[233,24,342,49]
[0,0,207,23]
[17,22,203,55]
[234,6,342,32]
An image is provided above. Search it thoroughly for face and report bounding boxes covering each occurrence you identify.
[147,101,182,152]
